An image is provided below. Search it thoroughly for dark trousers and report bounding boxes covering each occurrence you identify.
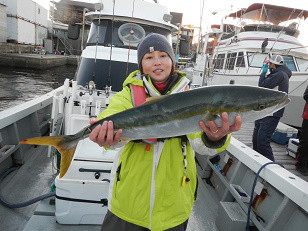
[101,210,188,231]
[296,119,308,167]
[253,116,280,161]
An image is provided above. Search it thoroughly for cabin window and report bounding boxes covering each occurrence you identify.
[282,56,297,71]
[236,52,245,67]
[214,54,225,69]
[247,52,268,68]
[87,19,171,49]
[225,53,237,70]
[295,58,308,72]
[87,20,108,44]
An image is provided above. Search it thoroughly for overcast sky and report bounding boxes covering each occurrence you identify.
[34,0,308,44]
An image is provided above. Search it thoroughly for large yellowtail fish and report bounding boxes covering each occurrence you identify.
[20,85,290,178]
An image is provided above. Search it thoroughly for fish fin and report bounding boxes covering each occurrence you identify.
[20,136,77,178]
[120,138,131,142]
[145,95,166,103]
[58,146,77,178]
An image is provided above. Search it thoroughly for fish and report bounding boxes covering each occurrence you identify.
[20,85,290,178]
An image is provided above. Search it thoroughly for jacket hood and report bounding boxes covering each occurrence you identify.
[122,70,187,88]
[273,65,292,78]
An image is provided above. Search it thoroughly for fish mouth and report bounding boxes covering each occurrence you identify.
[280,94,290,107]
[273,94,290,112]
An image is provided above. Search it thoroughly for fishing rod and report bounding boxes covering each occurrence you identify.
[93,0,104,84]
[108,0,116,87]
[125,0,136,77]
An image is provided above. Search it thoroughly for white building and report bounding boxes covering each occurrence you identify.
[5,0,48,45]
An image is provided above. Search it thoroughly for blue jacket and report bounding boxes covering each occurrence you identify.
[259,65,292,117]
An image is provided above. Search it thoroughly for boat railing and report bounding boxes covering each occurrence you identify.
[0,87,63,166]
[242,24,299,37]
[196,137,308,230]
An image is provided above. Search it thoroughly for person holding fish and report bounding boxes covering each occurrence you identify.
[89,33,242,231]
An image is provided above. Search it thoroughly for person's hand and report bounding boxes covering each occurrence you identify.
[199,112,242,141]
[88,118,122,147]
[261,63,268,73]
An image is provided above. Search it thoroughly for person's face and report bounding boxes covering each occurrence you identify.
[141,51,172,84]
[269,62,275,69]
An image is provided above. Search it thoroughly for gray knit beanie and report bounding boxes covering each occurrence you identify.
[137,33,175,69]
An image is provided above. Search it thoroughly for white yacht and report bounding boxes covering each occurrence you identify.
[191,3,308,128]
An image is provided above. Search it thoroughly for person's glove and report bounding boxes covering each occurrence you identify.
[261,63,268,73]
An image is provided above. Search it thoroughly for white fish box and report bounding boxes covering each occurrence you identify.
[6,0,48,45]
[6,0,35,21]
[6,0,47,25]
[7,17,35,44]
[271,122,298,145]
[34,3,48,27]
[36,26,48,46]
[0,4,7,43]
[55,138,117,224]
[55,176,109,224]
[287,138,299,158]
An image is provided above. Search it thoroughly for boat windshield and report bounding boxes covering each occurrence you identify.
[247,52,297,71]
[87,19,172,49]
[296,57,308,72]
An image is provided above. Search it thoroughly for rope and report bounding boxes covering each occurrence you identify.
[289,78,308,95]
[0,167,56,209]
[246,162,284,231]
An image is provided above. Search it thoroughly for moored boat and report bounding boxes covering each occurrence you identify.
[190,3,308,128]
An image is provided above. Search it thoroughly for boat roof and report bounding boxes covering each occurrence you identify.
[228,3,308,25]
[85,0,178,32]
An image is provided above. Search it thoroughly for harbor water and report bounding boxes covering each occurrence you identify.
[0,65,76,111]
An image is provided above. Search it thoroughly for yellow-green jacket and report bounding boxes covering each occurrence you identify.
[97,70,231,230]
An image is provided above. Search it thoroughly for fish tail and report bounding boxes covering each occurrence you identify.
[20,136,77,178]
[20,136,65,146]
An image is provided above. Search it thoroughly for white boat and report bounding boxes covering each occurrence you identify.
[75,0,177,92]
[0,1,307,231]
[190,3,308,128]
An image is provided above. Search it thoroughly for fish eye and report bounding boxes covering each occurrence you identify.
[256,104,266,111]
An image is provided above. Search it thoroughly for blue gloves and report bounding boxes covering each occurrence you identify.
[261,63,268,73]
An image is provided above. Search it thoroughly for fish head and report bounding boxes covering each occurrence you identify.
[201,85,290,126]
[235,86,290,123]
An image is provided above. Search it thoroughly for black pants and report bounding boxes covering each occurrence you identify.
[296,119,308,167]
[101,210,188,231]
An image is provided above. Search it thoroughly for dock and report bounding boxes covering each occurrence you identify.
[232,121,308,182]
[0,53,79,70]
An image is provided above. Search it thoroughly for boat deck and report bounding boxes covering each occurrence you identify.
[0,122,306,231]
[232,122,308,182]
[0,145,219,231]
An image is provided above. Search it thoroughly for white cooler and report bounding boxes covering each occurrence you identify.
[286,138,299,158]
[55,138,117,224]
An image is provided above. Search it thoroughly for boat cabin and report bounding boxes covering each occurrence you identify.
[210,3,308,75]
